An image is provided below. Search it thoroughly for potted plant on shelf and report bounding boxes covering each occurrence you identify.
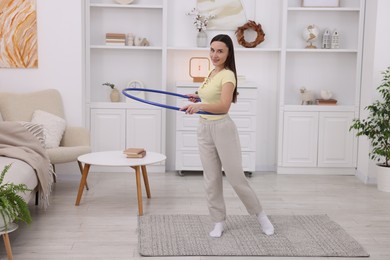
[350,66,390,192]
[102,82,121,102]
[0,164,32,229]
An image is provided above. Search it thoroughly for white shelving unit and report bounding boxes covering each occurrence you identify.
[84,0,167,172]
[83,0,365,174]
[277,0,365,174]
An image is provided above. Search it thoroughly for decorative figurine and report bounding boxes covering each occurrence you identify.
[331,29,340,49]
[299,87,315,105]
[127,33,135,46]
[302,24,319,49]
[322,28,331,49]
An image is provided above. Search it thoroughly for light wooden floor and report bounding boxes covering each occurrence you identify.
[1,170,390,260]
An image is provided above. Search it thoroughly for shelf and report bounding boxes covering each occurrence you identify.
[283,105,356,112]
[167,47,281,52]
[88,102,162,109]
[90,4,163,9]
[286,48,358,53]
[90,45,163,50]
[288,7,360,12]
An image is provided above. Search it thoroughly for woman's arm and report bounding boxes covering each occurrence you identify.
[180,82,234,114]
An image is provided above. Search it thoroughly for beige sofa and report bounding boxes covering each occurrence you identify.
[0,89,91,203]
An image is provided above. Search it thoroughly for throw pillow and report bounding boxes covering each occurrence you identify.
[31,110,66,149]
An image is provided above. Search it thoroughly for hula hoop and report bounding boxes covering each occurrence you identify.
[122,88,216,115]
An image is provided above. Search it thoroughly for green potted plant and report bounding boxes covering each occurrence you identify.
[0,164,32,229]
[350,66,390,192]
[102,82,121,102]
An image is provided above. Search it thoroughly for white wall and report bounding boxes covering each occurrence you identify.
[0,0,84,126]
[357,0,390,183]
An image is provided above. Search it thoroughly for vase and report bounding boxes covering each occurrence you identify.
[196,30,208,48]
[110,88,121,102]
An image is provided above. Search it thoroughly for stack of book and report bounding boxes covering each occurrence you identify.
[316,99,337,105]
[106,33,126,46]
[123,148,146,158]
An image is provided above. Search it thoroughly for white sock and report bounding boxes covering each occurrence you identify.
[257,211,274,235]
[209,221,224,238]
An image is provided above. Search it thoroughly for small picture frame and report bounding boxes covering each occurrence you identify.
[302,0,339,7]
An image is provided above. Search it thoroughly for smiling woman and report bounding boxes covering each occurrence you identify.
[0,0,38,68]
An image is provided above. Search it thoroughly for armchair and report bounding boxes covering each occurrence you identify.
[0,89,91,178]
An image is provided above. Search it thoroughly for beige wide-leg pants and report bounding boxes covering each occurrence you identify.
[197,115,263,223]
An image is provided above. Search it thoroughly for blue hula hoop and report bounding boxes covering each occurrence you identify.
[122,88,216,115]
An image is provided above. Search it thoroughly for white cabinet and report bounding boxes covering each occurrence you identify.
[90,109,126,152]
[175,82,258,173]
[282,112,319,167]
[126,109,162,153]
[318,112,355,167]
[277,0,365,174]
[90,107,162,153]
[281,110,356,173]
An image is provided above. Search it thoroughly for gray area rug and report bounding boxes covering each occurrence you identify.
[138,214,369,257]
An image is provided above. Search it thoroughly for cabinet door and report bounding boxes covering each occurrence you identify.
[318,112,355,167]
[126,109,162,153]
[90,109,126,152]
[282,112,319,167]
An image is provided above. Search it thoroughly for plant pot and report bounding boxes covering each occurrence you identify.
[110,88,121,102]
[0,214,13,229]
[376,164,390,192]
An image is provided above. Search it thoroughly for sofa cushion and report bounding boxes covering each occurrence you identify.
[31,110,66,149]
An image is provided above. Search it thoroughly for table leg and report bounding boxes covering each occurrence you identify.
[141,165,151,198]
[3,233,13,260]
[77,161,89,190]
[132,166,143,215]
[75,163,91,206]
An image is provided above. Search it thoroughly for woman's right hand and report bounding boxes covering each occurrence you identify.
[185,93,200,103]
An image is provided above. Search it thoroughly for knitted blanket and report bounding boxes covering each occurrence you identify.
[0,121,54,209]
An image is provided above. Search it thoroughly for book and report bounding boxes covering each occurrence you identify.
[105,33,126,39]
[316,99,337,105]
[123,148,146,158]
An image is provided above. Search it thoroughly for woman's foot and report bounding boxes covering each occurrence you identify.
[209,221,224,238]
[257,211,274,235]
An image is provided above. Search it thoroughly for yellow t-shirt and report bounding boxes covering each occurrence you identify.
[198,69,236,120]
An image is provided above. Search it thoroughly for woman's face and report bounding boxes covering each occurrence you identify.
[210,41,229,68]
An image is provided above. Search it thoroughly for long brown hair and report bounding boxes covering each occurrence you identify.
[210,34,238,103]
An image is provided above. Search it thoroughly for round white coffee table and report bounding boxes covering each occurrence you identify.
[76,151,166,215]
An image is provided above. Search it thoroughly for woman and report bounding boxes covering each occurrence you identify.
[180,34,274,238]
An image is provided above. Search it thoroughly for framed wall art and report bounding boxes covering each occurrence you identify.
[0,0,38,68]
[197,0,247,30]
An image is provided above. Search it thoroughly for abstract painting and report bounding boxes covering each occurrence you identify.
[0,0,38,68]
[197,0,247,30]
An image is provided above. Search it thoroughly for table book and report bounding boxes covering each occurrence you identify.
[123,148,146,158]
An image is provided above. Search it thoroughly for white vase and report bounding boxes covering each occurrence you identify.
[196,30,208,48]
[377,164,390,192]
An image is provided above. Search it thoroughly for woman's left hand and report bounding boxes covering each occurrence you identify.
[179,103,202,114]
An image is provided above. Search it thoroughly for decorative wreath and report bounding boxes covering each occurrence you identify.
[235,20,265,48]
